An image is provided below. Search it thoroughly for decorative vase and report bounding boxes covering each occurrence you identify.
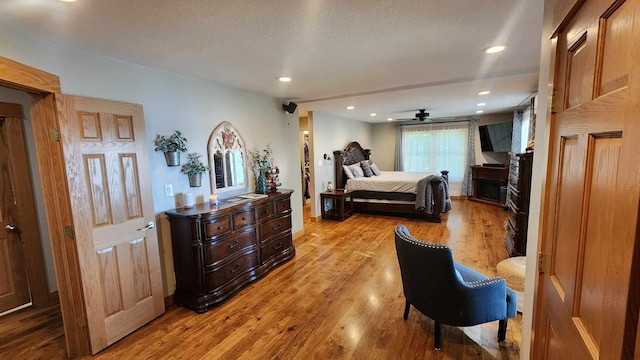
[188,173,202,187]
[164,151,180,166]
[256,169,268,194]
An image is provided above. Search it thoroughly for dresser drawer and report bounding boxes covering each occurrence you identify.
[276,198,291,214]
[257,202,276,221]
[204,229,256,265]
[207,250,258,291]
[233,209,255,228]
[259,214,291,243]
[202,216,232,239]
[260,233,292,265]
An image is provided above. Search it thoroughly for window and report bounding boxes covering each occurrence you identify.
[401,123,469,183]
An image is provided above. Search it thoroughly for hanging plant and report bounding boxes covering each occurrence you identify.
[181,153,210,187]
[153,130,188,166]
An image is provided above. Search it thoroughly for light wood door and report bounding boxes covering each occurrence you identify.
[59,95,164,354]
[0,109,31,313]
[534,0,640,359]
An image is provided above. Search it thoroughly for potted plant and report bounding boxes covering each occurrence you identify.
[248,144,273,194]
[181,153,210,187]
[154,130,188,166]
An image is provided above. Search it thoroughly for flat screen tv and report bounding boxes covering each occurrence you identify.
[479,122,512,152]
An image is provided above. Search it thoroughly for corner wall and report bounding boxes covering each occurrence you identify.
[0,19,302,296]
[308,112,372,218]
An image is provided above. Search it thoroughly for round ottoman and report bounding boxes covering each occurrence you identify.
[497,256,526,313]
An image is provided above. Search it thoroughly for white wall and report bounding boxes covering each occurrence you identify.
[370,122,396,171]
[308,112,372,217]
[521,0,554,357]
[0,87,57,292]
[0,19,303,296]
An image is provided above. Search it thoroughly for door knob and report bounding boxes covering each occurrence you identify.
[137,221,155,231]
[5,224,18,232]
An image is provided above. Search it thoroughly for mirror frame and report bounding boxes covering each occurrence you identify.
[208,121,249,196]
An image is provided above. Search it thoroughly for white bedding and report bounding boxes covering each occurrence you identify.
[345,171,436,193]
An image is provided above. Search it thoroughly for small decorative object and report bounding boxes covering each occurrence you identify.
[209,194,219,206]
[327,181,333,191]
[183,192,195,209]
[248,144,273,194]
[154,130,188,166]
[181,152,210,187]
[266,166,281,192]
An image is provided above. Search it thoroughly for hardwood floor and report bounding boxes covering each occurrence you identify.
[0,199,521,359]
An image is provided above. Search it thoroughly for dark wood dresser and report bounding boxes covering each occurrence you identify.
[165,189,295,313]
[505,153,533,256]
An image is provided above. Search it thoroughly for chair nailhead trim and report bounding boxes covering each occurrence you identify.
[396,227,507,288]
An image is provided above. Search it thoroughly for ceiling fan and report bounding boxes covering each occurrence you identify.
[395,109,459,122]
[396,109,433,121]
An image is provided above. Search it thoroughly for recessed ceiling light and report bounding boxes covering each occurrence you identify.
[483,45,507,54]
[346,106,355,110]
[478,91,490,95]
[476,110,484,114]
[276,76,291,82]
[387,118,393,121]
[477,103,486,106]
[60,0,77,2]
[370,113,376,117]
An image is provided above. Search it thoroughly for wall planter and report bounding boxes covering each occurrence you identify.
[154,130,188,166]
[181,153,209,187]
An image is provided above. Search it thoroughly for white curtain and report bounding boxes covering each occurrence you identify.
[401,122,469,184]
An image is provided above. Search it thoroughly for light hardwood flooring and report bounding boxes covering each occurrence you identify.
[1,199,521,359]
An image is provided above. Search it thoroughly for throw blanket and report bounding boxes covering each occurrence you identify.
[415,175,452,214]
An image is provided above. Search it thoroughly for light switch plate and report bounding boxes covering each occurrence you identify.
[164,184,174,197]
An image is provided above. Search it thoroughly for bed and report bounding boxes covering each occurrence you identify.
[332,142,450,223]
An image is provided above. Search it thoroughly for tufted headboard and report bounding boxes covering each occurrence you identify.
[333,142,371,189]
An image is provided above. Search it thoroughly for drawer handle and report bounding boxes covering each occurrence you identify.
[241,217,245,221]
[264,210,270,215]
[273,242,283,250]
[217,226,223,231]
[230,264,240,273]
[228,240,238,249]
[272,224,282,231]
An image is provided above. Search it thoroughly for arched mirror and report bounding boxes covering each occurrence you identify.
[208,121,248,195]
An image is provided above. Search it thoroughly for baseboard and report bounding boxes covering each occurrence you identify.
[164,294,174,309]
[293,229,305,240]
[48,291,59,304]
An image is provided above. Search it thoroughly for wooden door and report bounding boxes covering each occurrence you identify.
[0,106,31,313]
[534,0,640,359]
[59,95,164,354]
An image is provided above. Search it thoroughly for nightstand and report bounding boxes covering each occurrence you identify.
[320,189,353,221]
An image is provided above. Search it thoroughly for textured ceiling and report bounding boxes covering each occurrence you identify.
[0,0,544,122]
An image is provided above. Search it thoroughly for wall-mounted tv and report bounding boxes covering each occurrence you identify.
[479,122,512,152]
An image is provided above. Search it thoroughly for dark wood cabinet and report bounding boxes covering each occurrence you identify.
[504,153,533,256]
[470,165,509,206]
[165,189,295,313]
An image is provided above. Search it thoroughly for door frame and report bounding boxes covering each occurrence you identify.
[0,102,50,308]
[0,56,91,357]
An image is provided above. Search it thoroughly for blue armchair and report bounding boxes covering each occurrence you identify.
[394,225,517,350]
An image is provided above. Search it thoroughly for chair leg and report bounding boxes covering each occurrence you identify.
[403,301,410,320]
[434,321,442,350]
[498,319,508,341]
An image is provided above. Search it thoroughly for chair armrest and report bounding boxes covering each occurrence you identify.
[457,277,511,325]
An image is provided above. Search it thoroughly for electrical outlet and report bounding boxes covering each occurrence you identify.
[164,184,174,197]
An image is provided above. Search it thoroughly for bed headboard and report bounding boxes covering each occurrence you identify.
[333,141,371,189]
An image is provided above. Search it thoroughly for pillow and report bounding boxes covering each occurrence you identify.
[360,160,374,177]
[369,162,381,176]
[348,163,364,178]
[343,165,354,179]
